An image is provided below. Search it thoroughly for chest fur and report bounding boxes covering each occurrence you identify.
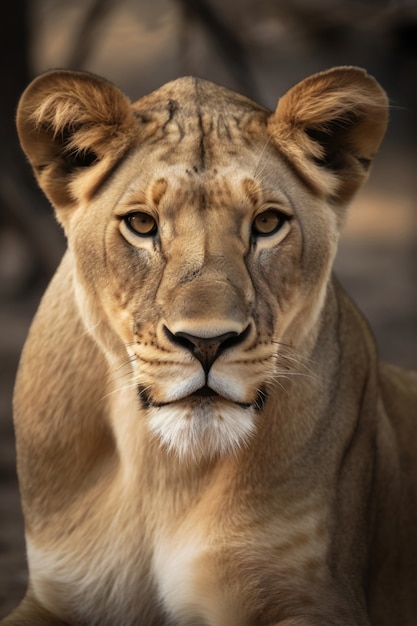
[26,472,329,626]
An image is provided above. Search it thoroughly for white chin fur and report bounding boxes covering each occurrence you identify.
[148,400,256,462]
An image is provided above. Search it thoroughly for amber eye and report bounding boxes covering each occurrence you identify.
[252,209,288,237]
[125,212,158,237]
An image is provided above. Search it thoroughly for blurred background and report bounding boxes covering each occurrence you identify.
[0,0,416,614]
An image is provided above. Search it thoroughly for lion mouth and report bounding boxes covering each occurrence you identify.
[190,385,219,398]
[191,386,258,409]
[138,384,266,411]
[138,384,223,408]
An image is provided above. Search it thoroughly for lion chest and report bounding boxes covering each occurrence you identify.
[153,530,213,623]
[151,503,330,625]
[26,461,330,625]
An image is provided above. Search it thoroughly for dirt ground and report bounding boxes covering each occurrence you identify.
[0,0,416,618]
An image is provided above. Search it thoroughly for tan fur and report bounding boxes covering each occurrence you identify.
[2,67,416,625]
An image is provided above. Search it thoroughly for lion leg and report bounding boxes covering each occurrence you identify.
[0,596,69,626]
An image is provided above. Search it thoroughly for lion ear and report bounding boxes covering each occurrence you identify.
[16,69,138,214]
[267,66,388,205]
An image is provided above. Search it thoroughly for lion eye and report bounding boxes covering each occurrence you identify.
[252,209,287,237]
[125,212,158,237]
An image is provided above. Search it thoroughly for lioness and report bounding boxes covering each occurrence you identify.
[1,66,416,626]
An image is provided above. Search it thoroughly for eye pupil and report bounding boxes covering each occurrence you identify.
[253,209,284,236]
[126,212,157,236]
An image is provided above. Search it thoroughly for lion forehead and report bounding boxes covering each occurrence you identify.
[131,77,270,167]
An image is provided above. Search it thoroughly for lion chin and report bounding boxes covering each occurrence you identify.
[145,392,258,461]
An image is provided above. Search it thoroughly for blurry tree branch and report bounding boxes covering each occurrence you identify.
[176,0,259,99]
[65,0,116,69]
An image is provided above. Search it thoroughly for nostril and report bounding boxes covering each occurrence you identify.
[175,330,239,349]
[163,325,251,373]
[163,326,193,351]
[216,325,250,355]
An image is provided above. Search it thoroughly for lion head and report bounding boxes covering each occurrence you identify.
[17,67,388,461]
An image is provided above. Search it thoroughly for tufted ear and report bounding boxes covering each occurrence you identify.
[16,69,139,217]
[267,66,388,206]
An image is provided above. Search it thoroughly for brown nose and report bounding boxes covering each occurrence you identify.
[164,326,250,373]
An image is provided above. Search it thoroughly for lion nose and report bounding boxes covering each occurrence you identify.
[164,326,250,373]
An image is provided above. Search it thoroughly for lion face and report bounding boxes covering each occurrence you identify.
[17,69,388,460]
[70,123,338,460]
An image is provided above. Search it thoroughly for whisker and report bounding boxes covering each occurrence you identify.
[267,339,321,390]
[111,355,138,373]
[99,380,139,403]
[253,136,272,178]
[267,376,290,395]
[274,356,314,377]
[79,320,102,338]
